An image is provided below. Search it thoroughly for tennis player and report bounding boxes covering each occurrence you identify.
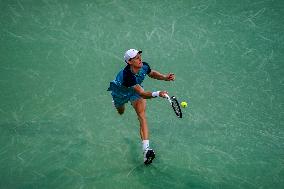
[107,49,175,165]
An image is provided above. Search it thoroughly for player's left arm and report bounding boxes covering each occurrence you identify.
[148,70,175,81]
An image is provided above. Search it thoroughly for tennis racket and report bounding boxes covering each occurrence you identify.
[164,94,182,118]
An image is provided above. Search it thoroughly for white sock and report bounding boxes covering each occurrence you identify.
[142,140,149,151]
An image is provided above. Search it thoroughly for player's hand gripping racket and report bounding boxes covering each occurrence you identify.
[164,94,182,118]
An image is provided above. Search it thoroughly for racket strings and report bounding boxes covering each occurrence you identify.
[171,98,182,118]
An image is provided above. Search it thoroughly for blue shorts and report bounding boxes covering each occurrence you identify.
[111,91,141,108]
[108,81,142,108]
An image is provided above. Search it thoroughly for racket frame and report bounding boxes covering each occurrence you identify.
[164,94,182,118]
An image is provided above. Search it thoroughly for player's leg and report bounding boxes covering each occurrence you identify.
[131,97,155,165]
[131,98,148,140]
[111,93,128,115]
[116,105,125,115]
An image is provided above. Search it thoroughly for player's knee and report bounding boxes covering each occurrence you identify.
[137,112,146,120]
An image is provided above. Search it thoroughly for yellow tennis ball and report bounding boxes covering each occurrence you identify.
[181,101,187,108]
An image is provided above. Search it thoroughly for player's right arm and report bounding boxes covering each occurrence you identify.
[133,84,168,99]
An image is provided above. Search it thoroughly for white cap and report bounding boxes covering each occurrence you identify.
[124,49,142,63]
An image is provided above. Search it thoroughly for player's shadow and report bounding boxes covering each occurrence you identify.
[122,137,141,165]
[137,163,211,188]
[122,137,209,189]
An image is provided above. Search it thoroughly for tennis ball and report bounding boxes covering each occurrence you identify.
[181,101,187,108]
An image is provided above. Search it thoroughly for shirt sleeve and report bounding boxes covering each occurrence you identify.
[143,62,151,74]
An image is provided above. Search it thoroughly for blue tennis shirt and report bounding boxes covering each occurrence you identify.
[107,62,151,96]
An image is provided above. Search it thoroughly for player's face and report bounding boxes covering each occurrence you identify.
[129,53,142,68]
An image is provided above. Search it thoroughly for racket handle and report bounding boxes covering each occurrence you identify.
[164,94,171,101]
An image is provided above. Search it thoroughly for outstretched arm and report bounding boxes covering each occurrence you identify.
[148,70,175,81]
[133,84,168,99]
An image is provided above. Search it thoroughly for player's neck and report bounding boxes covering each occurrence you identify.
[130,66,140,74]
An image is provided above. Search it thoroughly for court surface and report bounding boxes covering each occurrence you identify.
[0,0,283,188]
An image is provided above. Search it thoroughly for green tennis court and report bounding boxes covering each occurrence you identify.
[1,0,283,188]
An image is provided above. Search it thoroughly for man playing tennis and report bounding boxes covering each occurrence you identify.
[107,49,175,165]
